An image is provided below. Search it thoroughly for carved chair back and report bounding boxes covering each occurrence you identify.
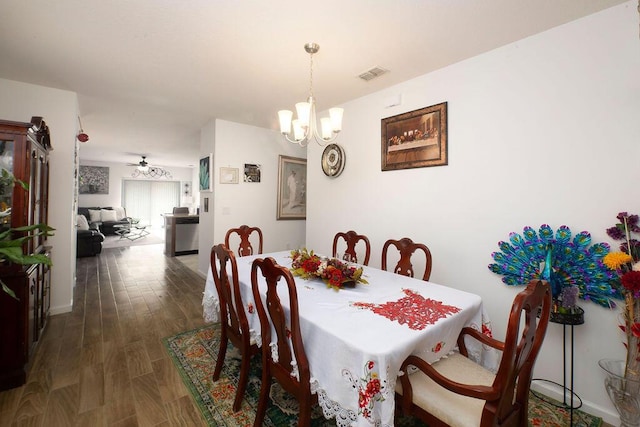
[381,237,432,281]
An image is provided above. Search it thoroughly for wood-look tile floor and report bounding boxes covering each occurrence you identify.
[0,244,209,426]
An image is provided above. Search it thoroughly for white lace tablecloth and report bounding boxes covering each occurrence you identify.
[202,251,490,427]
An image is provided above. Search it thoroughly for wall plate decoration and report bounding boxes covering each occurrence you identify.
[321,143,346,177]
[220,167,239,184]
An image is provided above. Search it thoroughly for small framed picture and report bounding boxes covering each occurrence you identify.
[277,155,306,220]
[220,167,239,184]
[199,154,212,191]
[244,163,261,183]
[381,102,448,171]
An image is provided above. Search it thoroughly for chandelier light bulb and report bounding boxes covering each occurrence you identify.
[278,110,293,134]
[329,108,344,132]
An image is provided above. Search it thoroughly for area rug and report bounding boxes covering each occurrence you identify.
[101,231,164,249]
[163,324,603,427]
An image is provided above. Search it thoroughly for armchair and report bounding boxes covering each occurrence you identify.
[395,280,552,427]
[76,220,105,258]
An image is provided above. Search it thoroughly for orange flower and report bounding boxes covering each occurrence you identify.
[604,251,633,270]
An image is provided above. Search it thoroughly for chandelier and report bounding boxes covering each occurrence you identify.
[278,43,343,147]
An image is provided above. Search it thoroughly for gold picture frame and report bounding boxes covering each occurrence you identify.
[381,102,448,171]
[277,155,306,220]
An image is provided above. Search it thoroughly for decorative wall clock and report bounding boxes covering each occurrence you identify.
[321,143,346,177]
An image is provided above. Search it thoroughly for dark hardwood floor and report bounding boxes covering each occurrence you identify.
[0,244,208,426]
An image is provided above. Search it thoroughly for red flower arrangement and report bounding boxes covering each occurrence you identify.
[289,248,368,290]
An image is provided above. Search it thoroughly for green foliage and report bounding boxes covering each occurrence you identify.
[0,169,55,300]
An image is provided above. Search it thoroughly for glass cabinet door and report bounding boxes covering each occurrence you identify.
[0,140,15,231]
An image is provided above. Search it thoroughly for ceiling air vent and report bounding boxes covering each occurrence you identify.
[358,67,389,82]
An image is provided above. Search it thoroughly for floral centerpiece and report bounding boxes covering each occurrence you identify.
[289,248,368,290]
[600,212,640,425]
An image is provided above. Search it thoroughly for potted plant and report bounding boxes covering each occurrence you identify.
[0,168,54,299]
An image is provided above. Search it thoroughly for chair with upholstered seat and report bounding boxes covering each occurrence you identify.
[210,244,259,412]
[381,237,432,281]
[396,279,552,427]
[332,230,371,265]
[225,225,263,257]
[250,257,316,427]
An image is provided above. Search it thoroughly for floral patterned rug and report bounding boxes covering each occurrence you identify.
[163,324,602,427]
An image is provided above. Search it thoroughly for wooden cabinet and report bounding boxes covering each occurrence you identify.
[0,117,52,391]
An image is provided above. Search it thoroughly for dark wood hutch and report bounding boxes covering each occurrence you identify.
[0,117,52,390]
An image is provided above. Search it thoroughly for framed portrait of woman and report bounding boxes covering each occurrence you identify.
[277,155,306,220]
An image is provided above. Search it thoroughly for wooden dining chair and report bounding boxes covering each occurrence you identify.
[210,244,259,412]
[381,237,432,281]
[396,279,552,427]
[225,225,263,257]
[332,230,371,265]
[250,257,316,427]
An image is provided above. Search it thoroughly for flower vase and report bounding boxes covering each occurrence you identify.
[599,359,640,427]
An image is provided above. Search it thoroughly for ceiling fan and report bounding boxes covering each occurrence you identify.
[127,155,151,171]
[127,156,172,179]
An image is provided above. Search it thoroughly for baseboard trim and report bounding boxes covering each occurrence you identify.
[531,380,618,425]
[50,302,72,315]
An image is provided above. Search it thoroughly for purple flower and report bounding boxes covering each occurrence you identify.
[607,226,626,240]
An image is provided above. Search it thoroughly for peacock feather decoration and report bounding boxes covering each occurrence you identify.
[488,224,622,308]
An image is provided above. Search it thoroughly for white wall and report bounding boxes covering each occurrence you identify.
[0,78,78,315]
[77,159,195,208]
[306,2,640,423]
[196,118,306,275]
[198,121,216,275]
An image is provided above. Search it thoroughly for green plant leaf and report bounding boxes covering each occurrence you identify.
[1,280,18,300]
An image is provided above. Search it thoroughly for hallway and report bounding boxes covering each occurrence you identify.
[0,244,208,425]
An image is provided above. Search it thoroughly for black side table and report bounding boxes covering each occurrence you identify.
[532,306,584,426]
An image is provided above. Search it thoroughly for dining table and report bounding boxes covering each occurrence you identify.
[202,250,493,427]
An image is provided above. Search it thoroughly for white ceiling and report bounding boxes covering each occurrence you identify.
[0,0,629,168]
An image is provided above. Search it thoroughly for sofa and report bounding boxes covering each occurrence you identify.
[76,214,105,257]
[77,227,105,257]
[78,207,130,235]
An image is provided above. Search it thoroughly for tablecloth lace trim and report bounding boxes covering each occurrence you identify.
[270,342,279,363]
[249,329,260,347]
[316,386,358,427]
[202,294,219,323]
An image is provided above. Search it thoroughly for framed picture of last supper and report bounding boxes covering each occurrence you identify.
[381,102,448,171]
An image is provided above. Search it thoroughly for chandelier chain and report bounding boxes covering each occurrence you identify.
[309,51,314,100]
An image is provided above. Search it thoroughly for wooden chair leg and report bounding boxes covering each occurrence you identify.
[253,369,270,427]
[298,396,312,427]
[233,352,251,412]
[212,335,227,381]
